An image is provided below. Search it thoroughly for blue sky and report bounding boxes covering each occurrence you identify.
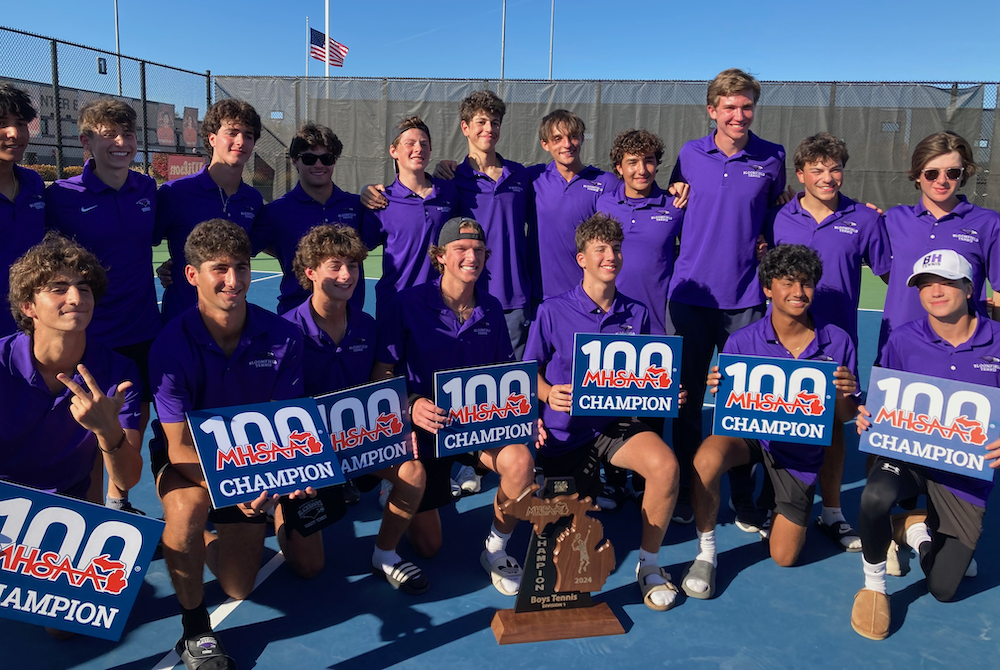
[8,1,1000,82]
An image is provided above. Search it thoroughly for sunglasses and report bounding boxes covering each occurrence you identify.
[298,153,336,166]
[920,166,964,181]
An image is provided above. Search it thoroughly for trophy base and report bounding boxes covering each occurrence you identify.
[490,601,625,645]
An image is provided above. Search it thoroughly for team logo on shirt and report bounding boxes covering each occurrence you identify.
[834,221,859,235]
[436,206,452,214]
[347,341,368,353]
[135,198,151,213]
[248,351,278,369]
[583,183,603,193]
[860,368,1000,482]
[743,165,766,178]
[337,212,357,221]
[29,196,44,210]
[954,228,979,243]
[508,183,524,193]
[240,208,256,220]
[650,211,673,222]
[976,355,1000,373]
[474,326,491,336]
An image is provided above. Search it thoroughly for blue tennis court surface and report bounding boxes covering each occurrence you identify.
[9,273,1000,669]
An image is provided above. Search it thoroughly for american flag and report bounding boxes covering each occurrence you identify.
[310,28,348,66]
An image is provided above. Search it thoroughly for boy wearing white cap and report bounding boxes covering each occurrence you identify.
[852,249,1000,640]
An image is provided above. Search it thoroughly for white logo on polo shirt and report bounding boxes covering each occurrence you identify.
[834,221,859,235]
[241,210,256,220]
[954,228,979,244]
[29,200,44,210]
[508,184,524,193]
[436,206,451,213]
[81,205,98,213]
[248,351,278,369]
[975,355,1000,373]
[650,212,673,222]
[348,340,368,353]
[474,327,491,336]
[742,166,766,178]
[583,183,602,192]
[338,212,357,221]
[136,198,152,212]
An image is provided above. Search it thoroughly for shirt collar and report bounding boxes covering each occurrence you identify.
[9,332,108,394]
[702,131,764,159]
[788,192,858,221]
[457,154,513,181]
[424,276,490,329]
[918,314,994,352]
[760,304,833,359]
[571,283,629,318]
[289,181,348,207]
[386,176,438,200]
[914,194,974,220]
[612,181,666,207]
[182,303,267,356]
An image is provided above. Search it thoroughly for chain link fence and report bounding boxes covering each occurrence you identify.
[215,76,998,212]
[0,25,211,182]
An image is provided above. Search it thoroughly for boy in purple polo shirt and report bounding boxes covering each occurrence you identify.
[151,220,314,670]
[0,84,45,338]
[373,217,536,597]
[154,99,263,324]
[765,133,892,551]
[284,224,430,594]
[46,98,160,515]
[1,233,142,501]
[2,233,143,640]
[597,129,684,336]
[852,249,1000,641]
[251,123,365,315]
[880,131,1000,353]
[525,213,683,611]
[681,245,859,600]
[360,116,459,316]
[666,69,791,527]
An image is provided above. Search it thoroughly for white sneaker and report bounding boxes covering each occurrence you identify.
[378,480,393,509]
[456,465,482,494]
[450,478,462,498]
[886,540,911,577]
[966,558,978,578]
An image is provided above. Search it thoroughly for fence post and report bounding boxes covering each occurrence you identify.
[827,82,837,136]
[206,70,212,111]
[140,60,149,175]
[50,39,63,180]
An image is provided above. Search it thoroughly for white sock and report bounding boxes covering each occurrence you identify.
[372,546,402,575]
[105,495,128,509]
[905,522,931,551]
[821,506,846,526]
[485,523,512,558]
[864,558,887,594]
[685,530,717,594]
[637,549,675,609]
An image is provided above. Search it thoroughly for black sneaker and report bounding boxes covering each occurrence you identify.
[343,480,361,506]
[671,488,694,524]
[175,633,236,670]
[729,493,764,533]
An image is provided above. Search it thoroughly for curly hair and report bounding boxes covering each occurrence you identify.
[289,123,343,162]
[759,244,823,288]
[459,90,506,125]
[793,132,849,171]
[293,225,369,290]
[575,213,624,253]
[0,84,37,123]
[707,68,761,108]
[538,109,585,144]
[609,129,664,178]
[9,232,107,335]
[201,99,261,155]
[390,116,432,151]
[428,219,490,274]
[184,219,252,269]
[78,98,137,135]
[908,131,977,189]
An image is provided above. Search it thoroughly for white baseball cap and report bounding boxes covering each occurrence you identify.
[906,249,973,287]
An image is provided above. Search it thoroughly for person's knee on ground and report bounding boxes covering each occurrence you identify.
[407,509,443,558]
[768,513,807,567]
[274,503,325,580]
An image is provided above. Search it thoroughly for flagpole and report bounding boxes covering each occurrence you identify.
[305,16,310,78]
[500,0,506,80]
[548,0,554,80]
[325,0,330,79]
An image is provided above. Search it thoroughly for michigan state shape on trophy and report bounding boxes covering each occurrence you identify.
[434,361,538,458]
[570,334,682,417]
[315,376,414,477]
[713,354,838,446]
[0,480,164,640]
[861,367,1000,482]
[187,397,346,508]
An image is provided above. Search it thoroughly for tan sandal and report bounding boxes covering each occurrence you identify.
[637,564,679,611]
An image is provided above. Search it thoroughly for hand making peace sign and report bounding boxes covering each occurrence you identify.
[56,363,132,443]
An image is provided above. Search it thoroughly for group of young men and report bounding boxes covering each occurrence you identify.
[3,62,1000,668]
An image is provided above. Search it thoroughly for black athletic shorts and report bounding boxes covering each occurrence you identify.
[113,339,154,403]
[746,439,815,528]
[536,418,652,501]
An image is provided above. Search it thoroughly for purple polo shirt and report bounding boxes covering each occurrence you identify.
[879,317,1000,507]
[153,167,263,323]
[723,306,858,486]
[251,183,365,315]
[0,332,141,498]
[527,162,618,300]
[360,176,458,316]
[376,276,514,400]
[524,284,651,456]
[453,156,535,310]
[45,160,160,347]
[880,196,1000,349]
[150,303,303,423]
[669,132,786,310]
[765,193,891,341]
[0,165,46,337]
[597,182,684,334]
[283,299,377,396]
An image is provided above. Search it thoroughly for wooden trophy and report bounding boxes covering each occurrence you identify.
[489,479,624,644]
